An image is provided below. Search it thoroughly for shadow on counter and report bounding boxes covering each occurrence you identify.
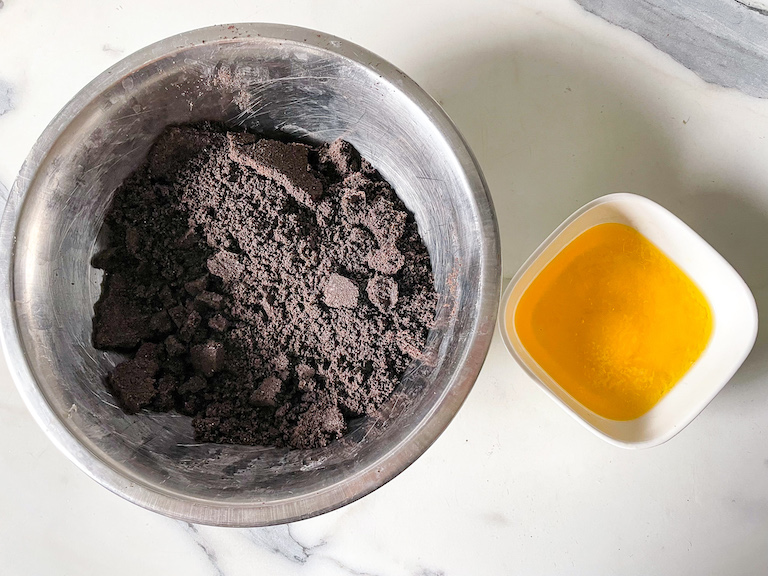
[407,32,768,387]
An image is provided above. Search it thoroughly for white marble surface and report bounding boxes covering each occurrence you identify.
[2,1,768,574]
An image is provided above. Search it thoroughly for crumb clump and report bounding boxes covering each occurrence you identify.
[92,123,438,449]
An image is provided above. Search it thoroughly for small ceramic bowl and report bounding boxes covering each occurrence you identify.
[499,193,758,448]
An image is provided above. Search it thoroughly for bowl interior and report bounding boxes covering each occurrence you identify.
[7,26,498,524]
[500,194,757,448]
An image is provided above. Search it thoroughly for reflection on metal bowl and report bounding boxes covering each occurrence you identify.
[0,23,500,526]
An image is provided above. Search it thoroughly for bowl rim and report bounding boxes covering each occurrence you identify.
[0,23,501,526]
[498,193,757,449]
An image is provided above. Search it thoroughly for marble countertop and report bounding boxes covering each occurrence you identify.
[2,1,768,574]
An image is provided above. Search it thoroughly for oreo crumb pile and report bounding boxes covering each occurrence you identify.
[92,123,438,449]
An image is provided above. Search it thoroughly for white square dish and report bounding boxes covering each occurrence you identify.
[499,193,758,448]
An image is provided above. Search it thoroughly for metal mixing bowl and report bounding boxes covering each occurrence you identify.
[0,24,500,526]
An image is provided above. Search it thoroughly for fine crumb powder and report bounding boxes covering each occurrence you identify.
[91,122,438,449]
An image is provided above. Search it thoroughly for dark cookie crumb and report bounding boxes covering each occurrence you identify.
[107,343,159,413]
[323,273,359,309]
[92,123,438,449]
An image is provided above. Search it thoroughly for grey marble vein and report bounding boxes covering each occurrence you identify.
[324,557,383,576]
[575,0,768,98]
[244,525,323,564]
[180,521,447,575]
[102,43,125,55]
[0,79,14,116]
[736,0,768,16]
[183,523,226,576]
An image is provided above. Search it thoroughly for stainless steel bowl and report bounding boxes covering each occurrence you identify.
[0,24,500,526]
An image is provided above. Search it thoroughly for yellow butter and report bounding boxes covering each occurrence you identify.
[512,222,713,421]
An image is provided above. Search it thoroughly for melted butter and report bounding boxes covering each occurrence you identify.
[512,222,713,420]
